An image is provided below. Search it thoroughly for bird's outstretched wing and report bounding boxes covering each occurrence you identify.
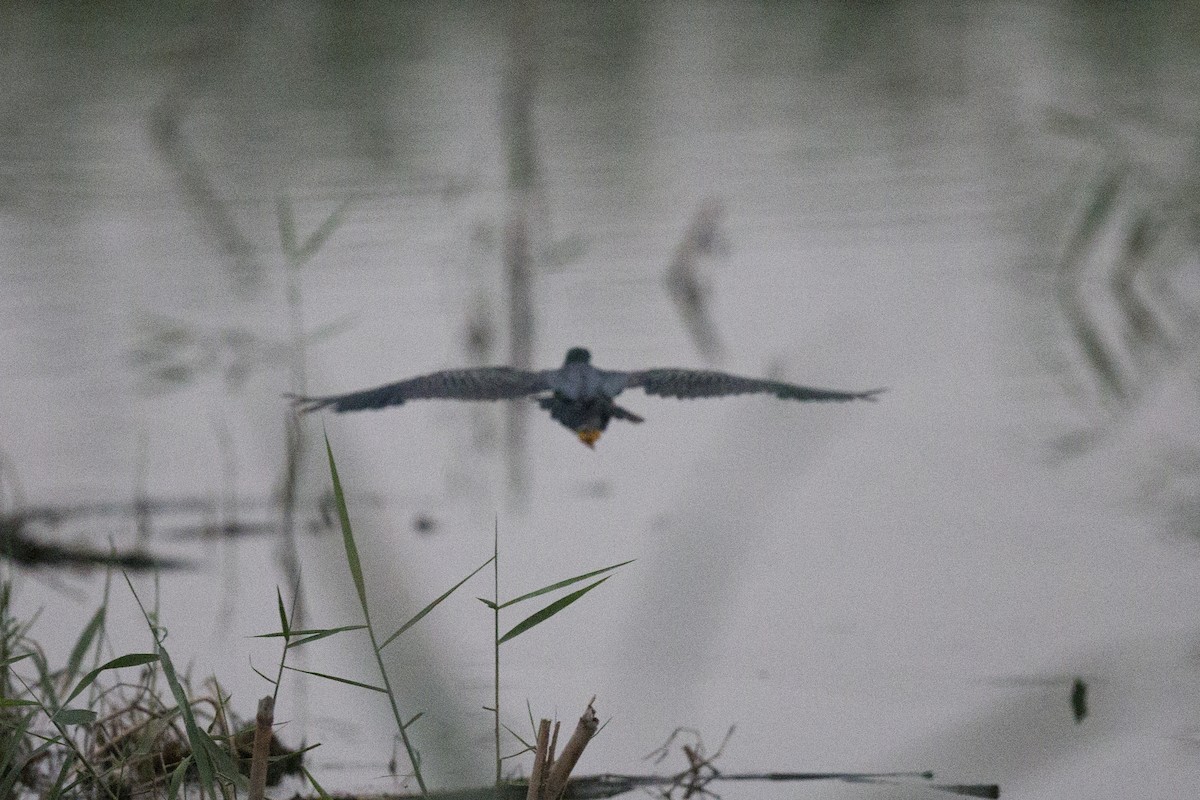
[621,368,883,402]
[290,367,553,413]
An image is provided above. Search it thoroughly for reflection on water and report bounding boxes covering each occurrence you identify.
[3,1,1200,796]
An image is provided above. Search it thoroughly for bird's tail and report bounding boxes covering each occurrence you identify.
[611,403,644,424]
[284,393,332,414]
[537,395,643,431]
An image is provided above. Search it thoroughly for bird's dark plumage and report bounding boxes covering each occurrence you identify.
[622,369,876,402]
[292,367,552,412]
[290,347,881,447]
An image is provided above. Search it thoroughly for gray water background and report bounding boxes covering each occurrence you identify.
[5,3,1200,797]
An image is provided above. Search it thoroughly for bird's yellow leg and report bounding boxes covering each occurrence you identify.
[577,429,602,448]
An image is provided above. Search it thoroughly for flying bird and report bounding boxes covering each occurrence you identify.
[290,347,882,447]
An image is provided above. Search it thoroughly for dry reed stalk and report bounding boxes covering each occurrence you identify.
[248,696,274,800]
[542,697,598,800]
[525,719,551,800]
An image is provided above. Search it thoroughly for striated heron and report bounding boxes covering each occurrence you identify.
[290,347,882,447]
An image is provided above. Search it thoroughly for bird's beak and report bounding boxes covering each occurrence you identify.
[577,428,602,448]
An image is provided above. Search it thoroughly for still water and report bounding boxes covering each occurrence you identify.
[4,2,1200,797]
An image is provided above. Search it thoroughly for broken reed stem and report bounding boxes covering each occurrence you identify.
[526,719,551,800]
[547,720,560,767]
[249,695,274,800]
[542,697,599,800]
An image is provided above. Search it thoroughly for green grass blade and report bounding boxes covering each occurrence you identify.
[282,664,387,693]
[0,710,37,793]
[499,559,633,609]
[501,747,533,761]
[498,576,612,644]
[0,698,40,708]
[44,748,73,800]
[10,738,68,775]
[255,624,367,648]
[302,766,333,800]
[123,574,247,792]
[50,708,98,726]
[64,606,105,686]
[501,721,533,751]
[0,751,28,799]
[287,625,369,648]
[323,431,428,794]
[253,624,366,641]
[155,644,216,795]
[200,733,247,787]
[276,586,291,639]
[250,663,276,686]
[0,652,33,668]
[286,742,323,759]
[30,651,59,709]
[166,755,192,800]
[379,555,495,651]
[62,653,158,707]
[325,433,369,622]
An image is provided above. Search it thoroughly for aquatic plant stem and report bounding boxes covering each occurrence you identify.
[364,574,428,794]
[324,434,427,795]
[493,518,501,787]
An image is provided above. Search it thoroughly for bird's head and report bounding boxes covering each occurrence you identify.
[564,347,592,365]
[576,427,602,448]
